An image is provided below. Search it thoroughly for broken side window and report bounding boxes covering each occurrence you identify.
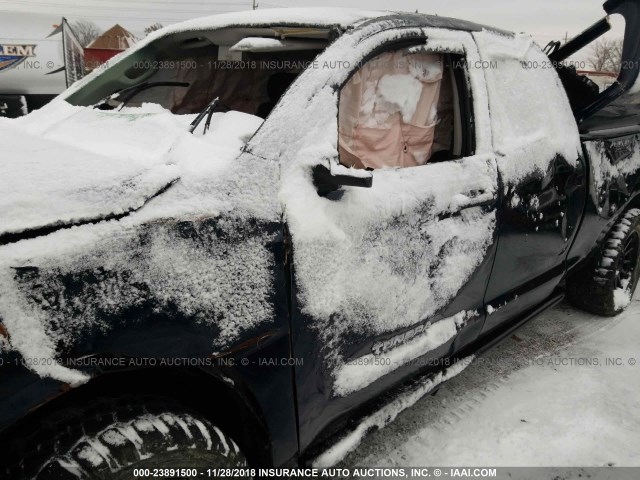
[338,48,461,170]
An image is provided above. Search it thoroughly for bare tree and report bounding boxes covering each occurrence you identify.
[611,38,623,73]
[144,23,164,35]
[588,37,623,73]
[72,19,102,47]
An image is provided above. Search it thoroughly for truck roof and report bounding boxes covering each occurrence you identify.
[60,7,514,102]
[142,7,513,46]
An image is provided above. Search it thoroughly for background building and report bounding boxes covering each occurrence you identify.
[83,24,138,72]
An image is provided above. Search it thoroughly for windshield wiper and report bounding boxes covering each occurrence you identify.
[189,97,230,134]
[94,81,190,110]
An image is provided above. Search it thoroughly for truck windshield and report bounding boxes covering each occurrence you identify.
[64,27,329,119]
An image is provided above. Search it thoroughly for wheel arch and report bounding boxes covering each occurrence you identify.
[0,365,275,469]
[629,190,640,209]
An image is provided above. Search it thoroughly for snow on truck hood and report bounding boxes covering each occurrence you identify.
[0,101,272,385]
[0,100,263,240]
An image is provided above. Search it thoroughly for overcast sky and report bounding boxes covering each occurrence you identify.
[0,0,625,43]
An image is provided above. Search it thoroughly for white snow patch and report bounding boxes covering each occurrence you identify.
[333,311,474,396]
[212,426,230,456]
[195,110,264,146]
[229,37,323,52]
[133,418,155,433]
[585,140,640,214]
[116,424,148,459]
[149,415,171,436]
[100,429,128,447]
[159,413,177,427]
[472,31,581,189]
[330,161,374,179]
[614,287,632,311]
[0,113,181,236]
[313,356,475,468]
[0,102,274,383]
[0,271,90,384]
[85,438,116,469]
[220,375,235,386]
[171,414,195,441]
[55,458,84,478]
[14,101,191,165]
[76,444,105,467]
[376,74,428,124]
[192,418,213,450]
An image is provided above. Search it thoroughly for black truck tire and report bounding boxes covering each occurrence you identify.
[6,398,248,480]
[567,208,640,316]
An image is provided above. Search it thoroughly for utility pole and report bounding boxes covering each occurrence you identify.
[253,0,258,9]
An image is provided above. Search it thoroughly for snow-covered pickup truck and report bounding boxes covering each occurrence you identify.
[1,1,640,477]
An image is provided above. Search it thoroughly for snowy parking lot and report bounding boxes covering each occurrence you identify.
[343,292,640,468]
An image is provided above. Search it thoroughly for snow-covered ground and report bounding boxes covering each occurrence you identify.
[343,290,640,468]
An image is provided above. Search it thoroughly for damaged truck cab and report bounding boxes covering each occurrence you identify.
[1,2,640,477]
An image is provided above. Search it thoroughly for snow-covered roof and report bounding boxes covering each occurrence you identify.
[153,7,383,34]
[62,7,511,101]
[136,8,508,49]
[86,24,137,50]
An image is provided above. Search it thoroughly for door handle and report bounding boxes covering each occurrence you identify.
[438,196,497,221]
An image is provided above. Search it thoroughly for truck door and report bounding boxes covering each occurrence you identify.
[472,31,587,334]
[267,28,500,455]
